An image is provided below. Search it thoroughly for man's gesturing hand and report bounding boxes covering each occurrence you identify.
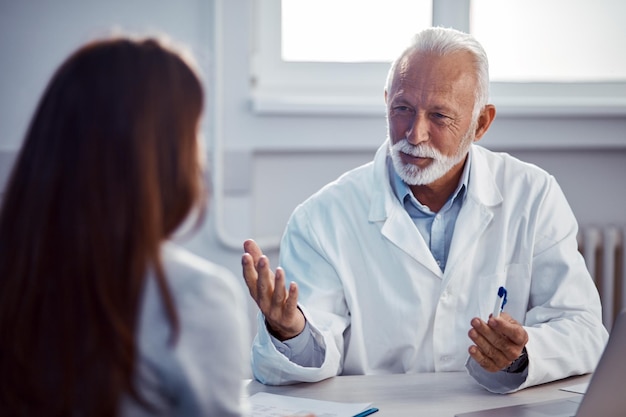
[468,312,529,372]
[241,239,305,341]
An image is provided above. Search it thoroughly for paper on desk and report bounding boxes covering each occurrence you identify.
[249,392,372,417]
[559,382,589,394]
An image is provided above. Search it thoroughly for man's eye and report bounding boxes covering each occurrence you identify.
[432,112,447,119]
[394,106,410,112]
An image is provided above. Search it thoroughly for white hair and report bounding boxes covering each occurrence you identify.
[385,27,490,120]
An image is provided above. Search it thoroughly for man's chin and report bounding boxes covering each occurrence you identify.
[399,169,433,186]
[398,164,448,186]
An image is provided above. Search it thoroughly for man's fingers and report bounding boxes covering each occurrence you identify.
[468,345,500,372]
[267,269,298,314]
[241,239,266,302]
[488,312,529,346]
[469,318,519,368]
[264,269,306,340]
[243,239,264,265]
[471,317,502,347]
[256,256,276,312]
[476,317,522,357]
[485,315,527,362]
[266,268,294,326]
[241,253,258,300]
[468,324,510,366]
[284,280,300,315]
[270,267,288,306]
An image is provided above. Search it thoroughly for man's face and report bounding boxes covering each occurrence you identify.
[386,50,479,186]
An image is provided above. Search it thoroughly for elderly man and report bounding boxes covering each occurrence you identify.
[241,27,607,393]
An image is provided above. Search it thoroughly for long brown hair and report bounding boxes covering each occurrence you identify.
[0,36,205,416]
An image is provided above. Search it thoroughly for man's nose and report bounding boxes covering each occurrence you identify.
[406,114,429,145]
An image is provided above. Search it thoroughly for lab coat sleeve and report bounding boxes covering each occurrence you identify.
[250,204,348,385]
[468,176,608,393]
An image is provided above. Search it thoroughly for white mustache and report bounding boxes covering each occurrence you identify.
[393,139,441,160]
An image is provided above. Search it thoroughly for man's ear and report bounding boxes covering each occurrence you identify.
[473,104,496,142]
[384,89,388,104]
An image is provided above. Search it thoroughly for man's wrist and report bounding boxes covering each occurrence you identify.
[265,319,302,341]
[264,308,306,341]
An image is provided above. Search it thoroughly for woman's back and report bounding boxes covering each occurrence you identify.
[0,35,249,416]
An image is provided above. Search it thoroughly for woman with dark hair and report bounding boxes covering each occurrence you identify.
[0,36,249,416]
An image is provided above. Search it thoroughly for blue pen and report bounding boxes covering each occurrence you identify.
[492,286,507,318]
[353,407,379,417]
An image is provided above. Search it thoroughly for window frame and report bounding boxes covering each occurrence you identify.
[250,0,626,117]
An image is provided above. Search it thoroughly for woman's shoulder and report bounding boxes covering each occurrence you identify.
[160,242,244,305]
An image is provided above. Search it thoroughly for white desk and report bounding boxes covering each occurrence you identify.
[246,372,590,416]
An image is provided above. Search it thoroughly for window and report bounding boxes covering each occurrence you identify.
[472,0,626,82]
[281,0,432,63]
[251,0,626,116]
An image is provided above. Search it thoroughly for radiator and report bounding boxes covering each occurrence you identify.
[578,225,626,330]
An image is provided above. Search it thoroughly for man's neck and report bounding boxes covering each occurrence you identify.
[409,157,467,213]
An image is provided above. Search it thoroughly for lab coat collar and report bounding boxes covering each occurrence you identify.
[368,140,504,278]
[368,140,397,222]
[466,145,503,207]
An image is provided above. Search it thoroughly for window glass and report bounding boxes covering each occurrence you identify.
[281,0,433,63]
[253,0,626,116]
[470,0,626,82]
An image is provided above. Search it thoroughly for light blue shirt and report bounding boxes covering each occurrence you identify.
[388,152,471,271]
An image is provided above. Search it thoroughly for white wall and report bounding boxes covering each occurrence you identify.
[1,0,626,346]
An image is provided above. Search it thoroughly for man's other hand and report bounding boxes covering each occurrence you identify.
[241,239,305,341]
[467,312,529,372]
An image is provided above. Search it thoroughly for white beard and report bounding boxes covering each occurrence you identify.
[388,125,475,186]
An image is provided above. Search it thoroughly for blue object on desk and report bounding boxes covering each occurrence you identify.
[353,407,379,417]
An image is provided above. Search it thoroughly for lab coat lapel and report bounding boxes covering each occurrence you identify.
[445,146,503,277]
[369,140,443,278]
[381,206,443,278]
[445,198,493,277]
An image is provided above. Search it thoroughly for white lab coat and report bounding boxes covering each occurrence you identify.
[251,142,608,393]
